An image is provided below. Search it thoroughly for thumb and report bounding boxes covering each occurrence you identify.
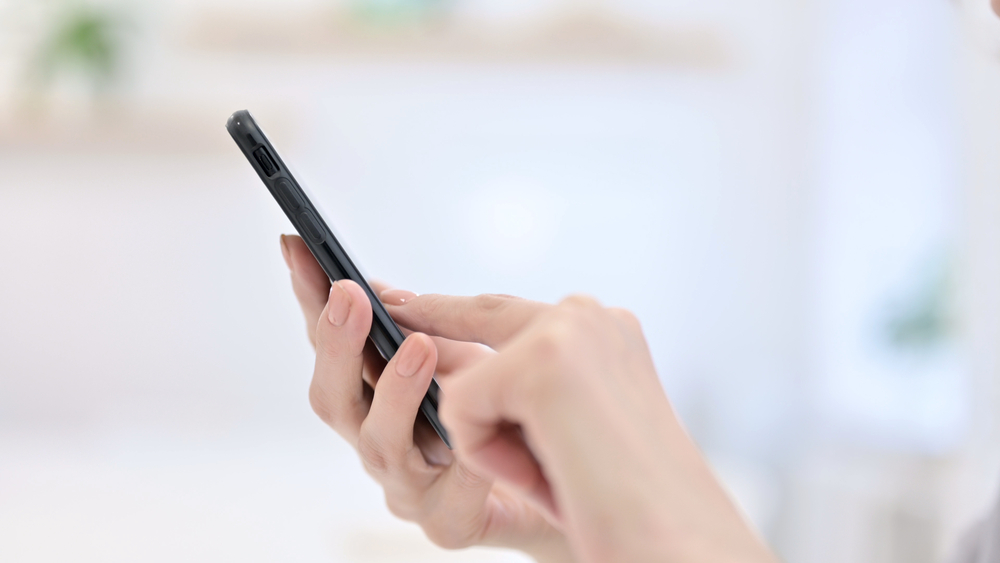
[440,353,559,520]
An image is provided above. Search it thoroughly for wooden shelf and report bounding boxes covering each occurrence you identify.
[0,105,296,154]
[182,8,729,69]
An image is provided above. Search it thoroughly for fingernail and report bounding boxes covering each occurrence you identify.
[328,281,352,327]
[280,235,292,270]
[396,336,427,378]
[380,289,418,306]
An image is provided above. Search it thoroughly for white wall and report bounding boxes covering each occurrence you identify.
[1,1,997,562]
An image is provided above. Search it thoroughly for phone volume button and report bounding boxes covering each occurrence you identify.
[275,178,303,210]
[299,211,326,244]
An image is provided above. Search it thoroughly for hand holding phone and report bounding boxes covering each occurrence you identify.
[229,111,574,562]
[280,234,574,561]
[226,109,450,447]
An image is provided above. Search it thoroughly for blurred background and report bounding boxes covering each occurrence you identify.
[1,0,1000,561]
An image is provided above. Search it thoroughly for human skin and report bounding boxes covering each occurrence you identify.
[287,5,995,558]
[280,235,574,562]
[282,234,777,562]
[385,292,778,563]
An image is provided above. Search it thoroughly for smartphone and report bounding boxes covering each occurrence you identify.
[226,109,451,449]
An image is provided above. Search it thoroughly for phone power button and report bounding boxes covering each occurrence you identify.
[299,211,326,244]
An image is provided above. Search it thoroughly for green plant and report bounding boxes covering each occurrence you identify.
[27,3,127,97]
[882,255,955,354]
[347,0,453,26]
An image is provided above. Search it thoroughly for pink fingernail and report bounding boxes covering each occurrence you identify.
[396,336,427,377]
[279,234,292,270]
[380,289,418,306]
[328,282,352,327]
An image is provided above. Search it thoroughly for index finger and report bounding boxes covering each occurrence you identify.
[384,294,550,349]
[282,234,331,347]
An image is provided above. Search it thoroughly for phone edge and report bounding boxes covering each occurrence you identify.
[226,109,451,449]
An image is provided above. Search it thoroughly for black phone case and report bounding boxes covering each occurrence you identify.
[226,110,450,449]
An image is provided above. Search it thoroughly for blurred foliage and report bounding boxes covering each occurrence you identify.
[882,256,954,354]
[26,3,128,99]
[348,0,453,26]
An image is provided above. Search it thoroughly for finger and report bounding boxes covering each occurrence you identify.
[465,422,555,518]
[412,415,454,466]
[398,329,492,375]
[282,234,331,346]
[608,307,644,336]
[310,279,374,446]
[429,336,493,375]
[369,279,393,296]
[478,483,566,550]
[440,347,558,518]
[416,460,495,548]
[383,293,550,349]
[378,288,495,374]
[360,333,437,468]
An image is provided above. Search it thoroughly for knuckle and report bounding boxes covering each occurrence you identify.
[534,317,575,360]
[409,295,449,334]
[409,293,438,317]
[384,493,419,521]
[308,381,336,426]
[532,327,565,361]
[443,294,517,343]
[472,293,515,312]
[469,294,510,335]
[316,329,363,361]
[560,293,602,311]
[609,307,642,331]
[357,431,390,476]
[313,331,342,363]
[451,461,490,491]
[421,520,474,551]
[306,323,318,349]
[523,326,575,401]
[555,294,604,335]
